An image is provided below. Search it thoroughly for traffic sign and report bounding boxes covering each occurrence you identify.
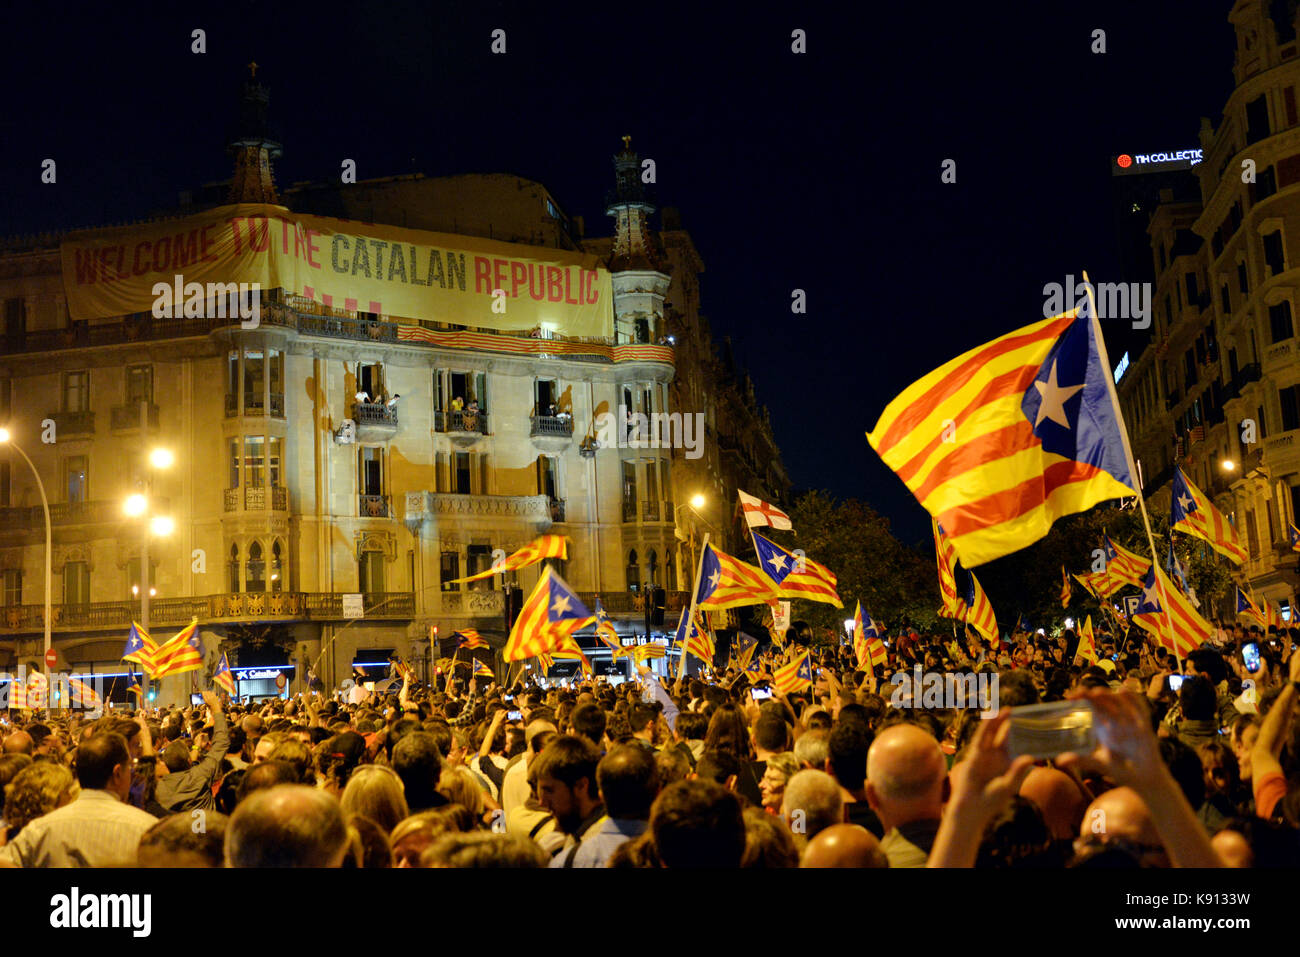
[44,648,57,668]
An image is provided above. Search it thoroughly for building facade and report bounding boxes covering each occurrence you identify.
[1118,0,1300,618]
[0,79,790,698]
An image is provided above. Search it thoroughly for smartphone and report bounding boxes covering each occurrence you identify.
[751,687,773,701]
[507,710,522,721]
[1110,654,1119,661]
[1167,674,1186,693]
[1005,700,1096,760]
[1242,642,1261,675]
[503,694,514,702]
[190,693,204,706]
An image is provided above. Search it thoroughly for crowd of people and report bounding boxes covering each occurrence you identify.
[1,617,1298,868]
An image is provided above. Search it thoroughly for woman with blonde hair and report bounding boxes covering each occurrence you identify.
[340,765,409,834]
[437,764,496,826]
[4,762,77,842]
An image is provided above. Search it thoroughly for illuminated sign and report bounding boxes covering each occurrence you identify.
[1112,148,1202,176]
[1113,351,1130,384]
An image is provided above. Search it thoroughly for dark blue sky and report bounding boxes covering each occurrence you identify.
[0,0,1236,547]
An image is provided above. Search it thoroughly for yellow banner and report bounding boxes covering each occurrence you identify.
[60,203,613,338]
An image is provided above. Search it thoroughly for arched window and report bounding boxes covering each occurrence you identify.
[270,540,284,593]
[246,541,265,592]
[665,548,677,591]
[647,549,658,586]
[228,544,240,593]
[359,547,386,595]
[626,550,639,591]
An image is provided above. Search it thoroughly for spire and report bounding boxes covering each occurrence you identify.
[603,136,666,272]
[227,63,283,204]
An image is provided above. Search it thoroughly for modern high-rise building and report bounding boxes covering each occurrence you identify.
[1117,0,1300,618]
[0,74,790,700]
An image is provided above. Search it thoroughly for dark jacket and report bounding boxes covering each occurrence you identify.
[154,710,230,814]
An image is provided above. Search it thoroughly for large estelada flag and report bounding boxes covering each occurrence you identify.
[868,310,1137,568]
[694,543,778,611]
[737,490,793,530]
[152,619,204,678]
[853,602,886,669]
[122,622,159,676]
[1101,532,1150,588]
[453,535,568,584]
[773,651,814,695]
[1132,566,1209,659]
[750,532,842,607]
[1171,466,1247,564]
[503,567,595,661]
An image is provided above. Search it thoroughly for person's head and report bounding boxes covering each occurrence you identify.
[268,739,313,784]
[1018,766,1087,842]
[74,732,133,799]
[693,750,742,791]
[1178,675,1217,722]
[650,779,745,868]
[1074,786,1167,867]
[597,744,660,821]
[533,734,602,833]
[341,815,395,869]
[3,730,34,755]
[753,712,791,756]
[654,747,691,787]
[780,769,844,845]
[759,752,800,813]
[3,761,76,836]
[0,753,34,818]
[161,740,194,774]
[864,724,947,831]
[628,702,658,740]
[318,731,367,790]
[674,711,707,743]
[137,811,228,867]
[569,704,606,747]
[741,806,799,868]
[827,720,872,793]
[389,806,474,868]
[793,729,830,770]
[703,704,752,759]
[799,823,889,868]
[421,832,549,868]
[524,719,558,761]
[236,760,300,805]
[340,764,410,834]
[1198,740,1240,799]
[391,732,443,812]
[1231,714,1261,781]
[225,784,350,867]
[436,766,487,820]
[253,730,289,764]
[241,713,265,741]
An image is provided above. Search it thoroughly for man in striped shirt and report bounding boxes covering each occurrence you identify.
[2,732,159,867]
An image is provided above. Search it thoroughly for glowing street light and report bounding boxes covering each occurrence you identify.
[149,448,175,470]
[690,493,706,510]
[149,515,175,537]
[124,494,148,517]
[1221,459,1236,471]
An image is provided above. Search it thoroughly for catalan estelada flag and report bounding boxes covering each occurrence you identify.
[694,543,779,611]
[593,598,625,658]
[453,535,568,583]
[503,567,594,661]
[66,677,102,712]
[1132,566,1208,659]
[1076,615,1097,665]
[152,618,204,678]
[933,520,968,618]
[1290,522,1300,553]
[750,531,842,608]
[733,631,760,671]
[1060,565,1072,608]
[472,658,495,679]
[853,602,886,669]
[1266,599,1287,634]
[868,310,1137,568]
[773,650,814,695]
[214,653,236,695]
[963,572,1000,647]
[674,608,715,664]
[1236,586,1266,630]
[1171,466,1247,564]
[122,622,159,676]
[453,630,489,650]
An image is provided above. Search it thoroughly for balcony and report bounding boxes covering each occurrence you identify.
[529,413,574,453]
[110,403,159,431]
[360,494,390,518]
[353,402,399,444]
[0,498,169,530]
[226,392,285,418]
[297,312,398,343]
[50,410,94,437]
[0,590,416,634]
[436,409,489,447]
[576,590,689,619]
[642,499,661,522]
[1264,429,1300,465]
[441,590,505,615]
[623,500,637,523]
[1264,338,1297,377]
[224,486,288,512]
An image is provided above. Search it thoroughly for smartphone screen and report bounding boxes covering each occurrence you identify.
[1167,674,1185,692]
[508,710,522,720]
[1242,642,1261,674]
[1005,700,1095,760]
[751,687,772,701]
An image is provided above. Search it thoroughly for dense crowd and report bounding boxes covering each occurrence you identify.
[1,618,1299,868]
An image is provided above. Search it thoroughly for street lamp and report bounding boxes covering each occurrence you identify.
[124,447,174,702]
[1221,459,1236,472]
[0,428,51,680]
[674,494,709,586]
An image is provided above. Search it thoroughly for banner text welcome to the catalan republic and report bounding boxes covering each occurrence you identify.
[60,203,613,338]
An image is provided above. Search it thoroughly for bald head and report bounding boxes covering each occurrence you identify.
[1080,786,1166,865]
[225,784,349,868]
[1019,766,1086,841]
[781,769,843,845]
[3,731,33,755]
[865,724,947,830]
[800,824,889,868]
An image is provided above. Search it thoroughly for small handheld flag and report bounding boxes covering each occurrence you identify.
[214,653,236,695]
[773,651,813,695]
[1060,566,1071,608]
[1076,616,1097,665]
[472,659,495,679]
[152,619,204,678]
[1171,466,1247,565]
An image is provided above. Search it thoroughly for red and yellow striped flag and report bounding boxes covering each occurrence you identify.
[694,543,779,611]
[868,310,1137,568]
[933,520,968,618]
[503,567,594,661]
[964,571,1000,647]
[1171,466,1247,565]
[773,651,813,695]
[1060,565,1072,608]
[1132,566,1208,659]
[454,535,568,584]
[152,618,204,678]
[1075,615,1097,665]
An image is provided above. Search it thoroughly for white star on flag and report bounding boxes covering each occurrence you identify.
[1033,360,1085,429]
[1142,580,1161,611]
[766,554,787,572]
[1178,493,1194,514]
[551,594,571,615]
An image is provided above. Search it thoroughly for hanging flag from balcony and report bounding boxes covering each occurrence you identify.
[694,544,779,611]
[152,619,204,678]
[737,490,793,530]
[1171,466,1247,565]
[503,567,595,661]
[122,622,159,677]
[867,310,1137,568]
[453,535,569,584]
[750,531,842,607]
[1132,566,1208,658]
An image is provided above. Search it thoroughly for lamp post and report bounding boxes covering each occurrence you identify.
[124,445,174,703]
[673,494,708,589]
[0,429,51,681]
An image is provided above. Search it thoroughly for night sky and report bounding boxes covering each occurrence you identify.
[0,0,1236,547]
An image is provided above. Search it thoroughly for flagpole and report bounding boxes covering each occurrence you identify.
[678,533,711,683]
[1083,272,1177,653]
